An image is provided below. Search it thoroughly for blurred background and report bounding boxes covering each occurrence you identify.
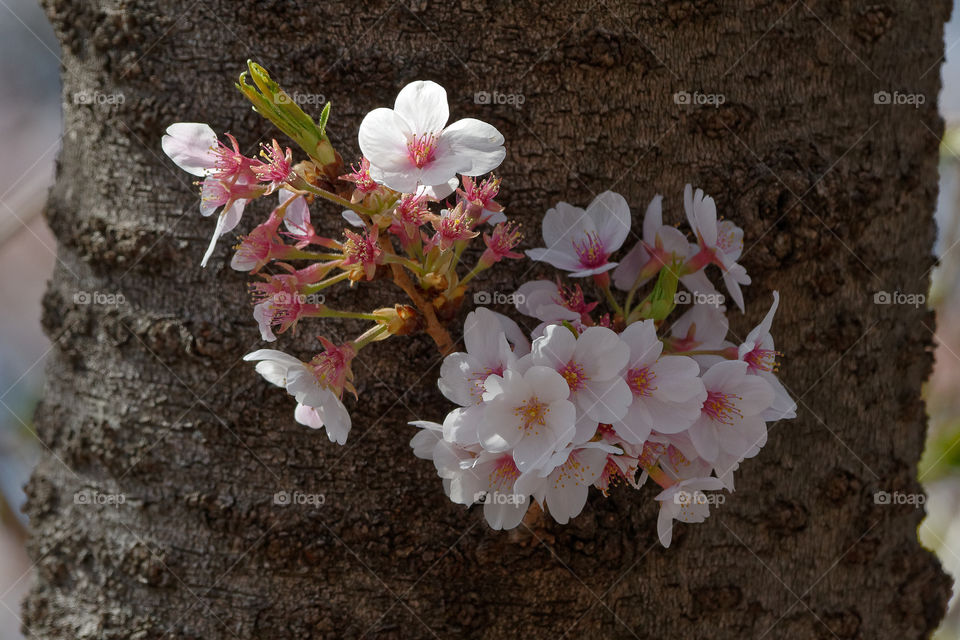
[2,1,960,638]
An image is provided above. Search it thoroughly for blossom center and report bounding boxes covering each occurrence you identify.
[514,396,549,434]
[702,390,743,425]
[559,360,587,391]
[572,231,608,268]
[627,366,657,397]
[744,347,779,373]
[407,133,438,168]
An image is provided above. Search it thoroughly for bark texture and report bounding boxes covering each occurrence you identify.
[24,0,953,638]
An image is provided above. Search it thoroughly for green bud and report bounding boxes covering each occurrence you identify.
[236,60,337,167]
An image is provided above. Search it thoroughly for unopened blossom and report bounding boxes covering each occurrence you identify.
[358,80,505,194]
[479,222,523,266]
[654,476,726,547]
[478,365,577,473]
[251,139,293,192]
[738,292,797,421]
[459,175,505,223]
[687,360,774,463]
[530,324,631,437]
[526,191,631,277]
[429,203,478,251]
[610,320,706,445]
[243,347,352,445]
[340,227,383,281]
[683,185,751,311]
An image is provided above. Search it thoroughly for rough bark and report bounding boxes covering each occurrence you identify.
[24,0,952,638]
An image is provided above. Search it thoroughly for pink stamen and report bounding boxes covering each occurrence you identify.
[407,133,437,168]
[572,231,609,269]
[702,390,743,425]
[626,366,657,398]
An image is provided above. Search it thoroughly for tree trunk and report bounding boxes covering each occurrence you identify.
[24,0,952,638]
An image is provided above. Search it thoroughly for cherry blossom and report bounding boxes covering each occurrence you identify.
[611,320,706,445]
[243,345,354,445]
[478,365,577,473]
[687,360,774,463]
[682,184,751,311]
[738,291,797,422]
[358,80,505,194]
[530,324,631,437]
[526,191,632,277]
[655,476,726,547]
[532,442,618,524]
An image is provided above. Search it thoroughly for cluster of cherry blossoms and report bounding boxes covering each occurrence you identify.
[413,187,796,545]
[161,62,795,546]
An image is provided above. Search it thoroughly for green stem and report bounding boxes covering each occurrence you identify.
[302,271,350,293]
[383,253,424,275]
[353,324,390,350]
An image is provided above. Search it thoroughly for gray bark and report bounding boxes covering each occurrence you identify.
[24,0,952,638]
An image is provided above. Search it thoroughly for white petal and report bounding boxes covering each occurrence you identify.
[358,107,413,173]
[393,80,449,134]
[441,118,506,176]
[161,122,218,176]
[586,191,631,253]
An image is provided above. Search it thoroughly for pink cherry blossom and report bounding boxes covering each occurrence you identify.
[738,291,797,421]
[478,365,577,473]
[459,175,505,223]
[243,347,352,445]
[687,360,774,463]
[480,221,523,266]
[683,184,751,311]
[530,324,631,438]
[341,227,383,281]
[531,442,616,524]
[358,80,505,194]
[428,203,478,251]
[526,191,632,277]
[611,319,706,445]
[655,476,726,547]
